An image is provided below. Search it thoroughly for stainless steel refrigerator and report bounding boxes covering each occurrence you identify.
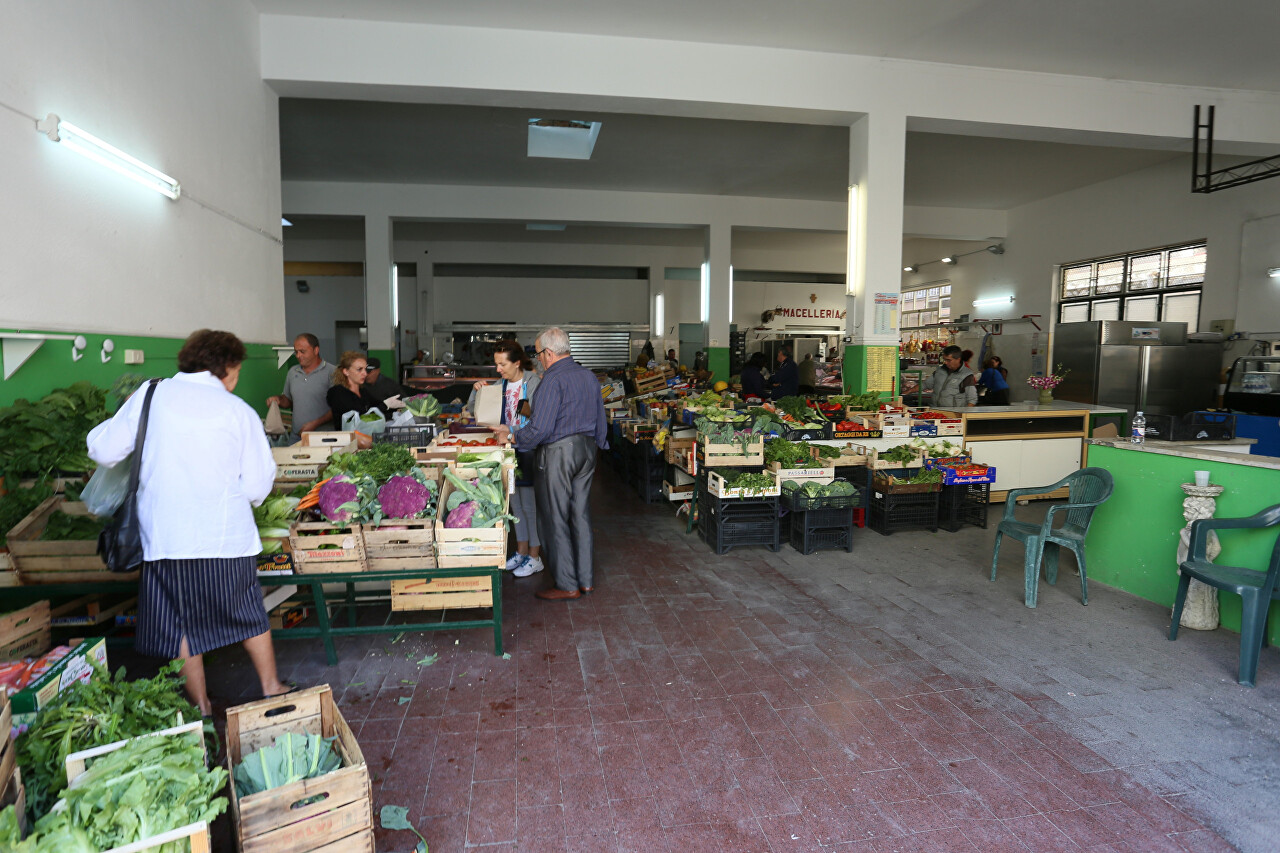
[1053,320,1222,416]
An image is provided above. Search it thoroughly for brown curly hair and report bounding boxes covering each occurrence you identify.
[332,351,370,387]
[177,329,246,378]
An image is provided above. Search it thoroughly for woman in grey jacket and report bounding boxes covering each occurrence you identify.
[467,341,544,575]
[925,345,978,408]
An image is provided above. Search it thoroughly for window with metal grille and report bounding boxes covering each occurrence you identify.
[1057,241,1204,332]
[900,283,952,328]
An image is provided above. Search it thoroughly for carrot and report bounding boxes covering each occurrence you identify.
[295,477,332,510]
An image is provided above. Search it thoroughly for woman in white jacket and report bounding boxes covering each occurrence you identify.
[87,329,292,716]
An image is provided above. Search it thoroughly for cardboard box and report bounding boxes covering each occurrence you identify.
[9,637,108,728]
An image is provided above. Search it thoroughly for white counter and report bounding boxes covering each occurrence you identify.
[961,401,1127,415]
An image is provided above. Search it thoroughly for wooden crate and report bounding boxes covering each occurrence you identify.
[226,686,371,853]
[434,469,510,568]
[768,463,836,485]
[64,720,213,853]
[664,436,695,466]
[0,550,17,587]
[695,437,765,469]
[273,442,356,482]
[0,693,15,806]
[300,431,357,447]
[872,473,942,494]
[390,575,492,611]
[361,520,436,570]
[6,497,137,583]
[0,765,24,841]
[706,470,780,499]
[288,522,367,574]
[49,594,137,627]
[0,599,50,661]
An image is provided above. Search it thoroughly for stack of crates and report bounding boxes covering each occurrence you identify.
[783,480,864,554]
[866,466,940,535]
[697,468,780,555]
[629,440,667,504]
[939,482,991,531]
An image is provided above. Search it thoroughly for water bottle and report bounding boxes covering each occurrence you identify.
[1131,411,1146,444]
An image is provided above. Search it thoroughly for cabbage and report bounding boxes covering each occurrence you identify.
[317,476,361,523]
[378,475,431,519]
[445,501,478,528]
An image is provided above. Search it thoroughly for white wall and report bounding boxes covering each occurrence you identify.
[1,1,284,342]
[433,277,649,326]
[283,276,364,360]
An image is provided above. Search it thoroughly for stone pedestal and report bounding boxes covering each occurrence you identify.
[1174,483,1224,630]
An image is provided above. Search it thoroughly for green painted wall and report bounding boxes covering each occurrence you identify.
[0,329,287,417]
[1085,443,1280,644]
[842,344,896,400]
[706,346,730,385]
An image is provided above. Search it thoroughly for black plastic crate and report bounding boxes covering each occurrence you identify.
[698,489,779,519]
[782,482,865,512]
[788,519,853,555]
[867,489,939,535]
[630,460,666,504]
[376,423,436,446]
[700,511,781,555]
[791,506,855,529]
[940,482,990,532]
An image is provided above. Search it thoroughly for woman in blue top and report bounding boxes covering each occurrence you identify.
[468,341,543,576]
[979,355,1011,405]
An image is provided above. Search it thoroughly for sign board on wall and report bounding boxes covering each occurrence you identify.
[873,293,899,335]
[866,346,897,394]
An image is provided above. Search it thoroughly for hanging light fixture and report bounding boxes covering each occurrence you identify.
[903,244,1006,273]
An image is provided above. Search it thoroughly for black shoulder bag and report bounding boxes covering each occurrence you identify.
[98,379,161,573]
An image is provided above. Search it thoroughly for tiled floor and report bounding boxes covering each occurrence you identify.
[172,463,1280,852]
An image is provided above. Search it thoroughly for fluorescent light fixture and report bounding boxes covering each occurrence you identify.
[282,218,293,227]
[1269,267,1280,278]
[846,184,860,295]
[941,256,956,265]
[38,114,179,199]
[392,264,400,329]
[655,292,665,331]
[700,262,709,323]
[903,265,917,273]
[526,223,566,231]
[728,265,735,322]
[527,118,602,160]
[973,295,1014,308]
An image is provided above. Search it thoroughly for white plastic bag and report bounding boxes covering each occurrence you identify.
[389,409,415,428]
[341,409,386,434]
[81,458,131,516]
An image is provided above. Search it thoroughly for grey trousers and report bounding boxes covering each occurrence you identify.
[534,434,597,591]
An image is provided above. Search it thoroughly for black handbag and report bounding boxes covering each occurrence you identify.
[98,379,161,573]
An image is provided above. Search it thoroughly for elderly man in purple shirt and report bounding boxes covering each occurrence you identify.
[492,327,608,600]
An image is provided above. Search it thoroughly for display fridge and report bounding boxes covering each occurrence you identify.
[1223,355,1280,456]
[1053,320,1222,416]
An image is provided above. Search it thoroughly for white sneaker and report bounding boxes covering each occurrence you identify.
[505,554,527,571]
[513,556,544,578]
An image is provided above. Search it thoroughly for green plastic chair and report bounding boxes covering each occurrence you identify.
[990,468,1115,608]
[1169,504,1280,687]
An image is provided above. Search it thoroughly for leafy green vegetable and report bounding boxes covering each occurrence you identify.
[0,480,54,547]
[381,805,430,853]
[683,390,724,408]
[323,443,416,482]
[360,411,384,422]
[714,470,776,496]
[774,396,825,423]
[881,444,920,464]
[403,395,441,419]
[233,732,343,798]
[764,438,826,468]
[12,731,227,853]
[695,415,770,452]
[0,382,108,483]
[828,392,881,411]
[443,468,514,529]
[16,660,212,821]
[39,510,105,541]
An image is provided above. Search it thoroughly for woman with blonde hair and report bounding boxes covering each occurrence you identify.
[326,350,388,427]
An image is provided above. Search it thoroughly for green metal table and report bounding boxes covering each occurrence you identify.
[4,564,505,666]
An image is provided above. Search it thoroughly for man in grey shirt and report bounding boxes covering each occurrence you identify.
[266,333,336,442]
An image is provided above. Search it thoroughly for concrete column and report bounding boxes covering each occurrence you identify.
[704,221,732,381]
[364,213,395,363]
[843,112,907,396]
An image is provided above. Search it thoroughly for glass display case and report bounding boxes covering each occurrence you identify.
[1225,356,1280,417]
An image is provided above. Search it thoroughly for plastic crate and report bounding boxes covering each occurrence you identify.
[867,489,939,535]
[630,460,666,504]
[698,486,779,519]
[940,482,991,532]
[781,481,865,511]
[788,517,853,555]
[376,423,436,446]
[791,506,854,529]
[699,511,781,555]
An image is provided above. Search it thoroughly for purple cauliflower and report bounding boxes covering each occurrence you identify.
[317,476,360,522]
[445,501,478,528]
[378,475,431,519]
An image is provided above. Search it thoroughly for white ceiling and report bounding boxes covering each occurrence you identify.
[255,0,1280,93]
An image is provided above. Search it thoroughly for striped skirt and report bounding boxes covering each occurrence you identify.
[136,557,270,658]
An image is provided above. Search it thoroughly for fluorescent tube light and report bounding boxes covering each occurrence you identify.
[282,218,293,227]
[846,184,860,295]
[38,114,180,199]
[973,295,1014,308]
[728,265,734,322]
[700,262,709,323]
[1269,267,1280,278]
[655,292,665,331]
[941,256,956,265]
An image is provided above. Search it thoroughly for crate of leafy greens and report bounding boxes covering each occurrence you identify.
[361,467,440,570]
[5,496,121,583]
[706,469,780,499]
[227,685,372,853]
[694,410,767,469]
[768,396,833,440]
[764,438,836,484]
[436,463,514,568]
[865,443,926,471]
[872,466,943,494]
[10,718,226,853]
[781,478,865,511]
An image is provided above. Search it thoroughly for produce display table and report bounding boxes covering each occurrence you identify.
[4,564,505,665]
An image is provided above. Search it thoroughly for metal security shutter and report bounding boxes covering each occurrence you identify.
[568,331,630,369]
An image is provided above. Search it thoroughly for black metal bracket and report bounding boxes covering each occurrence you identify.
[1192,106,1280,193]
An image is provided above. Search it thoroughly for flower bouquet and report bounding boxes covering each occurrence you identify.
[1028,365,1069,403]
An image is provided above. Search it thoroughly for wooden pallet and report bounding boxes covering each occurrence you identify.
[226,686,371,853]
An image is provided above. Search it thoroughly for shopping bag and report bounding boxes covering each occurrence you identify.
[81,458,131,516]
[389,409,416,428]
[474,384,503,427]
[264,400,287,435]
[342,409,387,434]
